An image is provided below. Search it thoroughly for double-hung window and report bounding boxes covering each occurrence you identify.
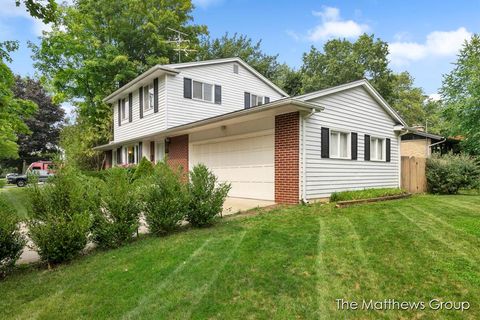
[330,130,350,159]
[192,80,214,102]
[143,84,154,112]
[370,137,385,161]
[121,98,128,121]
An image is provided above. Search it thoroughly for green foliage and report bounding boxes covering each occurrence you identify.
[132,156,154,181]
[0,179,5,189]
[198,33,281,81]
[91,168,140,248]
[274,64,303,96]
[0,49,37,159]
[16,0,58,24]
[186,164,231,227]
[141,162,189,235]
[0,196,25,276]
[441,34,480,154]
[27,167,98,264]
[301,34,394,100]
[330,188,405,202]
[60,123,105,170]
[31,0,207,168]
[426,153,480,194]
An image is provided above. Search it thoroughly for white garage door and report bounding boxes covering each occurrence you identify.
[190,132,274,200]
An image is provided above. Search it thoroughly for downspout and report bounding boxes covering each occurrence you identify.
[397,129,410,189]
[301,108,316,203]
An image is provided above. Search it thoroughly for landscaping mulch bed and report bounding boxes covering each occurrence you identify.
[335,193,412,208]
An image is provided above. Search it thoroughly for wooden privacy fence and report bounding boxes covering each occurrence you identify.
[401,156,427,193]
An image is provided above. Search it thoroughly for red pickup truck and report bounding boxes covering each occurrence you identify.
[6,161,56,187]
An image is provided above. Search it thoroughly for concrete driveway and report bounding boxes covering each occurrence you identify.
[222,197,276,216]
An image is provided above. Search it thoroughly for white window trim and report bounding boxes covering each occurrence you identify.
[191,80,215,103]
[143,84,154,115]
[121,97,129,124]
[370,136,386,161]
[250,94,266,107]
[329,129,351,160]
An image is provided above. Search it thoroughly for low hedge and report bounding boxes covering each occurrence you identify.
[330,188,406,202]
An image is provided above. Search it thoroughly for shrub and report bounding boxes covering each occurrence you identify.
[141,162,189,235]
[186,164,231,227]
[132,157,154,181]
[0,179,5,189]
[426,153,480,194]
[330,188,406,202]
[91,168,140,248]
[27,167,97,265]
[0,196,25,276]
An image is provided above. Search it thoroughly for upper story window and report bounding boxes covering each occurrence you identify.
[192,80,214,102]
[370,137,385,161]
[184,78,221,105]
[244,92,270,109]
[330,130,350,159]
[143,83,154,112]
[121,98,129,121]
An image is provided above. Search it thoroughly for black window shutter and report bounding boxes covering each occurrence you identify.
[386,138,391,162]
[214,85,222,104]
[154,78,159,113]
[321,127,330,158]
[264,97,270,104]
[139,86,143,119]
[138,141,143,160]
[183,78,192,99]
[244,92,251,109]
[128,93,133,122]
[117,99,121,127]
[351,132,358,160]
[364,135,370,161]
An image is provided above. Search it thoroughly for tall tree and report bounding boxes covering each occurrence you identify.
[300,34,394,101]
[12,76,65,161]
[0,42,37,159]
[389,72,427,127]
[198,33,281,81]
[274,64,303,96]
[31,0,207,168]
[441,34,480,154]
[16,0,58,23]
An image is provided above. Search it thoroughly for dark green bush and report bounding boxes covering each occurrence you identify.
[27,167,98,265]
[186,164,231,227]
[0,179,5,189]
[141,162,189,235]
[132,157,154,181]
[91,168,140,248]
[426,153,480,194]
[0,196,25,276]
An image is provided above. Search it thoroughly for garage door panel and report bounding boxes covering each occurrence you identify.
[190,133,274,200]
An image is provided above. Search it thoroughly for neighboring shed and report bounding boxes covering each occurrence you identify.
[400,130,444,158]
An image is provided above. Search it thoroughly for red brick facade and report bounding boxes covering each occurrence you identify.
[167,134,189,177]
[275,112,300,204]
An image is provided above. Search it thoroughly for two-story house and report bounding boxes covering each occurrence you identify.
[95,57,407,204]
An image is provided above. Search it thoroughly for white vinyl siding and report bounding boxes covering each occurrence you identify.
[303,86,400,199]
[166,62,284,128]
[113,75,166,142]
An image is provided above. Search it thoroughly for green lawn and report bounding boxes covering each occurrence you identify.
[0,187,30,219]
[1,194,480,319]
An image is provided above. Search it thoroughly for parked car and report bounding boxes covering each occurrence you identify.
[7,169,54,187]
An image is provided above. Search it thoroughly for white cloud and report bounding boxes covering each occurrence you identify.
[193,0,223,9]
[389,27,472,66]
[0,1,51,37]
[306,6,369,41]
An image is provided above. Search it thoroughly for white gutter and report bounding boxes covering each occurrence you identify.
[301,108,317,203]
[428,138,447,148]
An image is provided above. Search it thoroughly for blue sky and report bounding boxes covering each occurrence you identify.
[2,0,480,100]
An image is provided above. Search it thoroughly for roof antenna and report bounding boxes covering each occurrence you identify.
[165,27,197,63]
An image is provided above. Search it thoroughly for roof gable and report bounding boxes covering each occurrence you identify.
[165,57,289,97]
[296,79,407,126]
